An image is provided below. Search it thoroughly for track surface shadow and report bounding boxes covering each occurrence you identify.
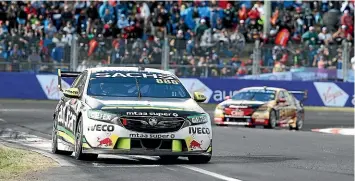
[56,154,300,167]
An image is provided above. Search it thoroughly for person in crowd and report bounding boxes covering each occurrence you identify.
[0,1,352,77]
[332,25,352,44]
[318,27,333,45]
[302,26,318,45]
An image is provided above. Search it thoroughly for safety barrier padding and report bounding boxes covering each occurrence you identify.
[0,73,353,107]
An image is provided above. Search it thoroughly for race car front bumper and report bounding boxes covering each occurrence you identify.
[82,148,211,156]
[79,115,212,156]
[214,116,270,126]
[81,136,212,156]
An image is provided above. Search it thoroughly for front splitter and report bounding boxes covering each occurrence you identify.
[82,148,211,156]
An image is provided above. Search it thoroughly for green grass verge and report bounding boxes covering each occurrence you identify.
[0,144,58,181]
[198,103,354,112]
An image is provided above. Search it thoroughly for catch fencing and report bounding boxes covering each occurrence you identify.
[0,32,353,82]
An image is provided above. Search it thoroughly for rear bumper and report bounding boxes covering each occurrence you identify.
[82,148,211,156]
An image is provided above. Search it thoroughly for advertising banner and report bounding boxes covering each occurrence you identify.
[180,78,354,107]
[239,68,353,82]
[36,74,71,100]
[0,73,353,107]
[0,72,47,99]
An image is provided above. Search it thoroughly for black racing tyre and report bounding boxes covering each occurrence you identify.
[290,112,304,131]
[188,155,212,164]
[74,116,98,161]
[264,110,277,129]
[52,116,73,156]
[159,155,179,163]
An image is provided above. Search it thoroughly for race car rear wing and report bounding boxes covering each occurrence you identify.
[57,69,81,91]
[288,90,308,102]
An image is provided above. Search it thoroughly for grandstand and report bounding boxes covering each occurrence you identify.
[0,1,353,80]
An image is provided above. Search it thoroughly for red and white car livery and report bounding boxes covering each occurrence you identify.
[214,87,307,130]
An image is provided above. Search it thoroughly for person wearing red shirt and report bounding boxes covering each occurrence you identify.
[248,6,260,20]
[236,62,247,76]
[24,3,37,16]
[238,4,248,21]
[341,10,354,35]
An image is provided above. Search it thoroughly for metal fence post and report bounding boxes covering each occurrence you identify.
[204,65,208,78]
[162,29,169,71]
[252,40,261,75]
[342,40,350,82]
[70,34,79,71]
[263,0,271,38]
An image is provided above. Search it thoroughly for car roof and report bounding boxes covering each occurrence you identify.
[240,87,286,91]
[88,67,173,75]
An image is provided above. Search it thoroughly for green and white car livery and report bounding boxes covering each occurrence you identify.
[52,67,212,163]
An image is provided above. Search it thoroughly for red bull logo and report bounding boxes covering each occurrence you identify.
[97,137,112,147]
[190,140,203,150]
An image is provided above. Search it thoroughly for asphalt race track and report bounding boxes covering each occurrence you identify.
[0,100,353,181]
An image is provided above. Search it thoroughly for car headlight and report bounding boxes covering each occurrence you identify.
[215,104,225,110]
[214,105,225,117]
[87,110,118,122]
[187,114,209,125]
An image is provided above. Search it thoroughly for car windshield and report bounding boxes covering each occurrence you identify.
[87,71,190,98]
[232,89,276,102]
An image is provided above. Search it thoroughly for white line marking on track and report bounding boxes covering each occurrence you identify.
[165,167,177,171]
[99,154,139,161]
[92,163,161,168]
[179,165,243,181]
[130,155,159,161]
[0,118,6,122]
[96,165,161,168]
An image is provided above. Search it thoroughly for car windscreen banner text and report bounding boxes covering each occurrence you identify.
[88,71,190,98]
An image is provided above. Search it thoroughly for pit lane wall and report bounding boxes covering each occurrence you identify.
[0,72,354,107]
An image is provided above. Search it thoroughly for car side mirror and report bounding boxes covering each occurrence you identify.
[63,88,80,98]
[224,96,231,100]
[193,92,207,103]
[277,98,286,103]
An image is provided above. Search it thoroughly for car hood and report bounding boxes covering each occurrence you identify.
[85,96,206,117]
[220,99,267,108]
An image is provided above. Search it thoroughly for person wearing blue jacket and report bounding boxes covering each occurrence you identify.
[117,14,129,29]
[99,2,114,19]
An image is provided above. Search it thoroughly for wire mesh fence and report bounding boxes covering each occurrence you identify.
[0,33,353,81]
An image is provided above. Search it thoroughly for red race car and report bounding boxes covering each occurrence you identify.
[214,87,307,130]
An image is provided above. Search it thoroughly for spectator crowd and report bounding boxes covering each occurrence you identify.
[0,0,353,77]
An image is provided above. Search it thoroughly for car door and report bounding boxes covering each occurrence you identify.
[276,90,288,121]
[284,91,297,120]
